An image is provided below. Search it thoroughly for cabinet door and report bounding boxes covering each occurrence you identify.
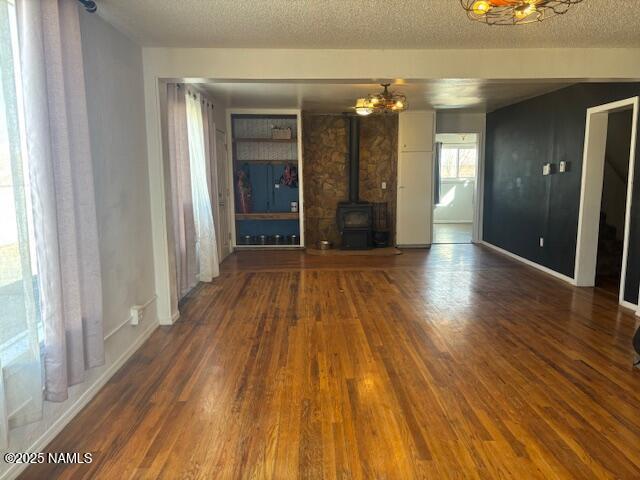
[399,111,435,152]
[397,151,433,246]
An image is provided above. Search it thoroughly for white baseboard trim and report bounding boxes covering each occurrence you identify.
[481,241,577,286]
[482,242,640,314]
[620,299,639,313]
[433,221,473,224]
[1,320,159,480]
[159,312,178,325]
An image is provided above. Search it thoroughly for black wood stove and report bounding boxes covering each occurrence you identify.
[336,116,373,249]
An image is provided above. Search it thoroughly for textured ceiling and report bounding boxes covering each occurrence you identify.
[197,80,572,113]
[98,0,640,49]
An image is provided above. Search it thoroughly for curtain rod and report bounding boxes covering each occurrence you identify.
[78,0,97,13]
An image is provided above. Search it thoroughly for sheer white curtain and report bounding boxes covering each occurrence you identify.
[17,0,104,402]
[200,99,222,260]
[185,90,219,282]
[0,0,42,448]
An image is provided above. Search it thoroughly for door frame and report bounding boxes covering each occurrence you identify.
[432,133,482,244]
[214,128,232,260]
[225,108,305,250]
[574,96,639,308]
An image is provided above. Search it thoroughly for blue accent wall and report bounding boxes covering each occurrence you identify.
[238,163,299,213]
[484,83,640,304]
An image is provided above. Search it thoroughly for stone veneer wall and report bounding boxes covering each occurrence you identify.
[302,113,398,248]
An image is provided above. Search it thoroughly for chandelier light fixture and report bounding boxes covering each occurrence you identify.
[354,84,408,116]
[460,0,584,25]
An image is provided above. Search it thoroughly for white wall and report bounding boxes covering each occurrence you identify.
[1,11,156,480]
[434,179,474,223]
[436,112,486,135]
[142,47,640,81]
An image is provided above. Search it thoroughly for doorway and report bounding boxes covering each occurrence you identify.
[575,97,639,307]
[432,133,478,244]
[595,110,633,296]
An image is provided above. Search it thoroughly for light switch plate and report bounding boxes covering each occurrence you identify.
[559,161,569,173]
[543,163,551,176]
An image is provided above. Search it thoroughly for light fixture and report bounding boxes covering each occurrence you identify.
[354,98,373,116]
[353,83,408,115]
[460,0,583,25]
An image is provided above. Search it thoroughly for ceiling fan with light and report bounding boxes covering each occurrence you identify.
[353,84,408,116]
[460,0,584,25]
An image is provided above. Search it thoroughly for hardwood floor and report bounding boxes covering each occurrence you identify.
[21,245,640,479]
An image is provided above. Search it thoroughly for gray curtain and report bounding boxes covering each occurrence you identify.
[434,142,442,205]
[167,84,197,300]
[17,0,104,402]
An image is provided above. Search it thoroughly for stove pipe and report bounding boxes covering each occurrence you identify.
[348,116,360,203]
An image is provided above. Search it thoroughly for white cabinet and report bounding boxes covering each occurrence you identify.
[396,111,435,246]
[399,111,435,152]
[397,151,433,246]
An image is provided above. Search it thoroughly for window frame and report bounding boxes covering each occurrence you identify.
[440,144,477,180]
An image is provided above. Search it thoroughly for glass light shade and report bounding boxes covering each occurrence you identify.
[472,0,491,15]
[515,3,536,20]
[354,98,373,116]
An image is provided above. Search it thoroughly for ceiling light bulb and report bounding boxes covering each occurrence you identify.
[472,0,492,15]
[355,98,373,116]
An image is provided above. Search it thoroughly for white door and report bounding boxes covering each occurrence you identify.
[397,151,433,246]
[216,130,232,259]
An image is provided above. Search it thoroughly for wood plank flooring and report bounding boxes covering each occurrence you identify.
[21,245,640,479]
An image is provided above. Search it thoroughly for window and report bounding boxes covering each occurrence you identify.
[0,0,41,354]
[440,146,477,179]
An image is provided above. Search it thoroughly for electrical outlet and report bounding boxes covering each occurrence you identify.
[539,237,544,248]
[130,305,144,326]
[542,163,551,176]
[381,182,387,190]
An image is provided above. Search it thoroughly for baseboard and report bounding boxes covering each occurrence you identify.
[1,320,159,480]
[481,241,577,286]
[433,221,473,224]
[158,312,178,325]
[620,299,639,313]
